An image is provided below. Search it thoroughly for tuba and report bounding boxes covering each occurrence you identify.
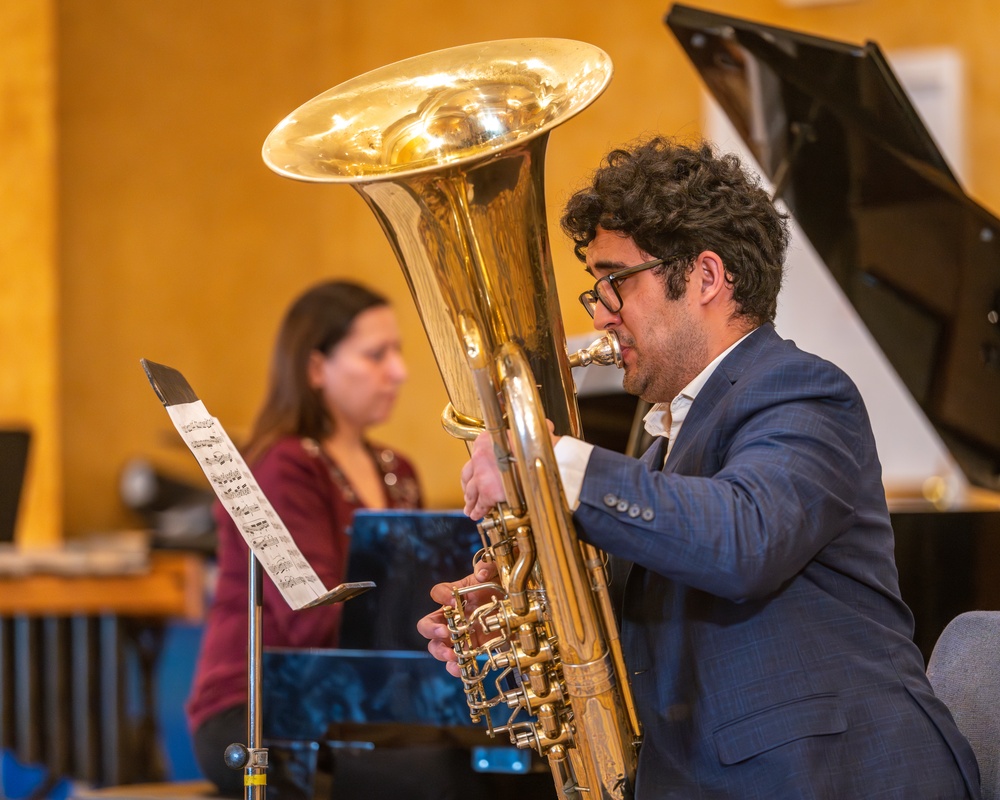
[261,39,641,800]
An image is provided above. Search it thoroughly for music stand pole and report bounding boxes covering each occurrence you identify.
[247,550,267,799]
[224,550,268,799]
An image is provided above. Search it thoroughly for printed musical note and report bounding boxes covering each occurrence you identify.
[251,534,279,550]
[211,469,244,486]
[277,575,312,590]
[221,484,252,500]
[204,450,234,466]
[180,418,216,433]
[190,435,225,449]
[271,556,292,574]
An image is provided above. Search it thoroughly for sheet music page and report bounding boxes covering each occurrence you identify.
[164,399,327,609]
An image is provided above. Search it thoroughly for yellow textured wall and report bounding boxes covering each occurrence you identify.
[0,2,59,546]
[3,0,995,536]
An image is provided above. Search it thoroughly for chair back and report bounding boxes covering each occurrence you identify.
[927,610,1000,799]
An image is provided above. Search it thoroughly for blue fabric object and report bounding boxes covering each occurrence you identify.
[0,751,71,800]
[156,622,205,781]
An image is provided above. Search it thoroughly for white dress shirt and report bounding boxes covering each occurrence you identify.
[555,331,753,509]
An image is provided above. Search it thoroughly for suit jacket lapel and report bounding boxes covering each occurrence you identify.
[664,323,778,470]
[644,436,669,471]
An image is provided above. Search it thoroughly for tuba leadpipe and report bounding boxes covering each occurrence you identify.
[262,38,640,800]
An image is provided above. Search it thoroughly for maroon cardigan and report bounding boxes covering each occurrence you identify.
[185,436,421,733]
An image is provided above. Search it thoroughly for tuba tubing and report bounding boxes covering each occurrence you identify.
[262,38,640,799]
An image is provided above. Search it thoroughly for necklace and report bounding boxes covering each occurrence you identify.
[304,438,420,508]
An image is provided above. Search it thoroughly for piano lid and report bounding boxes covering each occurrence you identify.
[666,4,1000,491]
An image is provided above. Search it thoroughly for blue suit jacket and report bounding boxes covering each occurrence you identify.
[575,324,980,799]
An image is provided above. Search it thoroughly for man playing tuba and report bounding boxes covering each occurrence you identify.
[419,135,981,799]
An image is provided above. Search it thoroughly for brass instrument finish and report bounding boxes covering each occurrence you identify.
[263,39,639,799]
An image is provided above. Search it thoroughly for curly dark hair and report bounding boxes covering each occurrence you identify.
[560,137,789,326]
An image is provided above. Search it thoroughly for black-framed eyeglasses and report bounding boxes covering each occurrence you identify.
[578,257,667,318]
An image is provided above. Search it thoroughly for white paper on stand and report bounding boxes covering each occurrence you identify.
[141,358,373,610]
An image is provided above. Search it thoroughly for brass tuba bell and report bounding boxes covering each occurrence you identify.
[262,38,640,800]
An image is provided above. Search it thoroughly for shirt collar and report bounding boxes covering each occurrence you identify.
[643,328,755,437]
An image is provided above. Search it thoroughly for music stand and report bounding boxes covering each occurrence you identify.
[141,359,372,799]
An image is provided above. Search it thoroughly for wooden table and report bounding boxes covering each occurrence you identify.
[0,550,205,620]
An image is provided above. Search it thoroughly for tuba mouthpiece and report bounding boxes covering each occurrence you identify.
[568,331,623,369]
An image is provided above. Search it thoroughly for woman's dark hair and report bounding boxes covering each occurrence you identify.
[243,280,389,463]
[560,136,789,326]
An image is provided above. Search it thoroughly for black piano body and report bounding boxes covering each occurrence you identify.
[664,4,1000,493]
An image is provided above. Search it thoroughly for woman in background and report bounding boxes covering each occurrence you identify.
[185,279,420,798]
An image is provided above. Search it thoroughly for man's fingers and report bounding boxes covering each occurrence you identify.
[463,489,478,518]
[429,580,458,606]
[427,638,457,664]
[460,458,474,486]
[418,562,502,678]
[473,559,496,582]
[415,609,447,640]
